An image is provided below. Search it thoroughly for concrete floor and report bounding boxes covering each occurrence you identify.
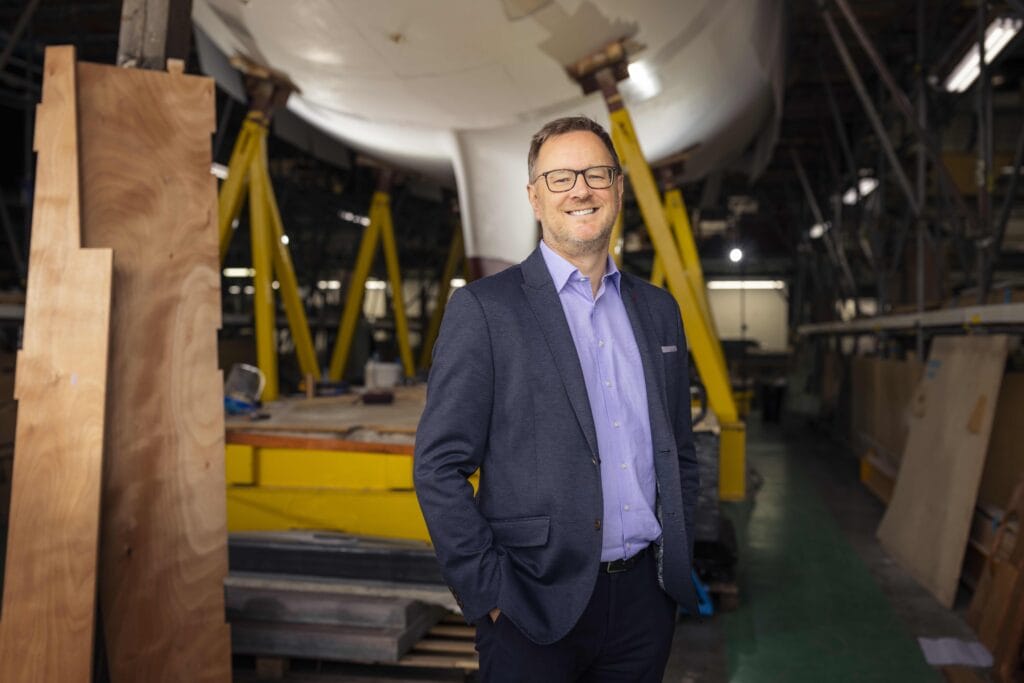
[665,417,987,683]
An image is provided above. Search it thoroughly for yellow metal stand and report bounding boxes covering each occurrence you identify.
[225,441,479,540]
[418,224,467,371]
[217,60,320,401]
[327,173,416,382]
[570,44,746,500]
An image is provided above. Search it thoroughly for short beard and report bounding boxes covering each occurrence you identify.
[546,221,615,259]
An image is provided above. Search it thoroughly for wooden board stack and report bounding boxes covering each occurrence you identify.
[76,58,231,680]
[0,45,114,682]
[968,479,1024,682]
[877,335,1009,607]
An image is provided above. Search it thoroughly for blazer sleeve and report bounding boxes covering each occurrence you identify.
[670,300,699,560]
[413,286,501,622]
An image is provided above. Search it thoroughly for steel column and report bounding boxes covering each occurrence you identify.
[828,0,974,232]
[418,225,464,371]
[819,7,920,218]
[597,72,744,500]
[328,197,383,382]
[259,151,321,379]
[378,192,416,379]
[248,139,279,401]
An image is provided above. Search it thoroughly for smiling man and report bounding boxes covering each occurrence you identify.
[414,116,699,682]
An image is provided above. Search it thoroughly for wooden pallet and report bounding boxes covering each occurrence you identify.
[232,613,478,681]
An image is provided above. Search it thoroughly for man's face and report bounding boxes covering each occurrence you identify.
[527,131,623,259]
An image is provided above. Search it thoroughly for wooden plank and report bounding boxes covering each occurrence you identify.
[968,479,1024,683]
[877,336,1010,607]
[226,585,440,629]
[231,606,442,664]
[75,59,231,681]
[0,45,114,682]
[226,430,414,456]
[426,625,475,639]
[978,373,1024,509]
[412,638,477,655]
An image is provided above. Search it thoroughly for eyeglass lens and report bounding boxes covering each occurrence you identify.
[544,166,615,192]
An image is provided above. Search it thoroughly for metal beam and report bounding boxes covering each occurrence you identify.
[0,0,41,75]
[828,0,975,233]
[819,6,921,219]
[798,302,1024,335]
[117,0,193,70]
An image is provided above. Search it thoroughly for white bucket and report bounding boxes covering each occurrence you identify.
[365,360,402,389]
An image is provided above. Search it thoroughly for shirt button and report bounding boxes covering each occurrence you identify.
[598,340,605,347]
[613,421,620,428]
[620,463,627,469]
[595,519,602,530]
[604,380,612,387]
[623,504,630,511]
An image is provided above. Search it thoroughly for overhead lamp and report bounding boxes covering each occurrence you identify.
[943,17,1023,93]
[707,280,785,290]
[450,278,467,288]
[223,267,255,278]
[809,222,830,239]
[338,209,372,227]
[728,247,744,263]
[842,176,879,205]
[210,163,229,180]
[365,278,387,291]
[317,280,342,290]
[622,60,662,102]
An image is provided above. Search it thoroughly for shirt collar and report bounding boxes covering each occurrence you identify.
[538,240,621,294]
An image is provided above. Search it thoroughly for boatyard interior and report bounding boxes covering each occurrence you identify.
[0,1,1023,681]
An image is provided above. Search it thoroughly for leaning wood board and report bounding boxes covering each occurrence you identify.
[76,60,231,681]
[877,335,1009,607]
[0,46,113,682]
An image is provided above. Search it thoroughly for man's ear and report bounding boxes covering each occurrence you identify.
[527,183,542,221]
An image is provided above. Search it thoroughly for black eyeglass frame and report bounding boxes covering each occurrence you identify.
[532,165,621,193]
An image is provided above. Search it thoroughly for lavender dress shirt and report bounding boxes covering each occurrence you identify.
[539,241,662,563]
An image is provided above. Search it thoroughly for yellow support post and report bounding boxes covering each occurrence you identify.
[577,56,744,500]
[248,138,279,401]
[218,114,263,262]
[258,149,321,379]
[649,257,665,287]
[328,198,383,382]
[608,211,624,267]
[378,193,416,379]
[418,225,464,371]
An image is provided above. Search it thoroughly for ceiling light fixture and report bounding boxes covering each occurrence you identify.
[728,247,744,263]
[943,17,1022,93]
[707,280,785,290]
[842,177,879,205]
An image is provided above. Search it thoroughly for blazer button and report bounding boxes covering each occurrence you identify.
[594,519,602,530]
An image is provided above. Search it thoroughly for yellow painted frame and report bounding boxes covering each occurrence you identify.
[217,113,321,399]
[327,188,416,381]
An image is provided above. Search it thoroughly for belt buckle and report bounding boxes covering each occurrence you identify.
[606,559,630,574]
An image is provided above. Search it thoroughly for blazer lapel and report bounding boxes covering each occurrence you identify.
[520,248,600,459]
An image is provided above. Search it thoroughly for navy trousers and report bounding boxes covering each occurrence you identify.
[474,548,677,682]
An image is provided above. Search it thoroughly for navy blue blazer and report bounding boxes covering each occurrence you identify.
[414,247,699,645]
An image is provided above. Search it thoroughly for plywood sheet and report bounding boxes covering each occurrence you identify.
[978,373,1024,509]
[877,335,1009,607]
[76,60,230,681]
[0,45,113,682]
[849,356,924,467]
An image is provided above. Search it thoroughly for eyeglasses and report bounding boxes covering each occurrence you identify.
[533,166,619,193]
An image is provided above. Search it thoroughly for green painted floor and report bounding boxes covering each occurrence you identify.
[719,435,941,683]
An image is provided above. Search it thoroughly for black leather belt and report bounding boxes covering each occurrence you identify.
[599,544,651,574]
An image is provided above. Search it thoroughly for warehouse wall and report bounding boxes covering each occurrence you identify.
[708,288,789,352]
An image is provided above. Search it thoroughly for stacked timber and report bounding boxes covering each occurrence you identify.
[228,578,446,664]
[227,532,453,665]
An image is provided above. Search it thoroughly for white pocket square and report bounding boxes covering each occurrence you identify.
[661,345,677,353]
